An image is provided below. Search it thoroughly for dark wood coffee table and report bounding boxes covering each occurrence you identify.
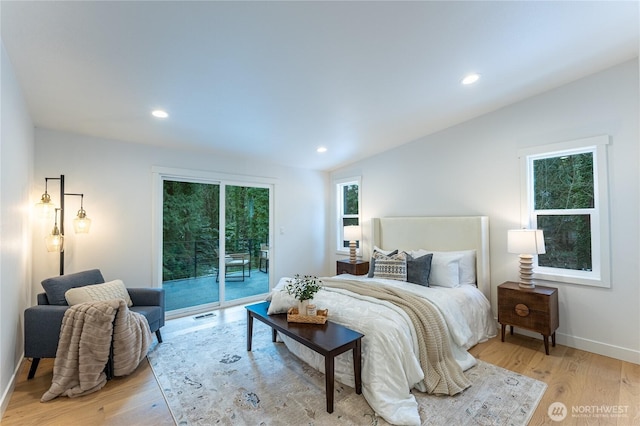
[245,301,363,413]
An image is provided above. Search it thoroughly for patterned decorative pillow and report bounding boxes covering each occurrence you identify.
[65,279,133,307]
[367,248,399,277]
[373,251,407,281]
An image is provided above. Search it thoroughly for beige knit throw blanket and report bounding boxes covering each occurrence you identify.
[41,299,152,402]
[321,278,471,396]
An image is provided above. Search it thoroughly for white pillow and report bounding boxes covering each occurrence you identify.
[441,250,476,285]
[410,249,476,285]
[267,277,298,314]
[428,254,462,287]
[65,279,133,307]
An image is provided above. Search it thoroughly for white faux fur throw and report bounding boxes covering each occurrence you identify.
[41,299,152,402]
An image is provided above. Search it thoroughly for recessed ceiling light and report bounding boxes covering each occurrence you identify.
[152,109,169,118]
[317,146,327,153]
[461,73,480,85]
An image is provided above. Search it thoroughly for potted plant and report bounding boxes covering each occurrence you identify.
[284,274,322,314]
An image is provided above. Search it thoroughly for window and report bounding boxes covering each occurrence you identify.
[519,135,610,287]
[335,177,361,253]
[152,166,274,316]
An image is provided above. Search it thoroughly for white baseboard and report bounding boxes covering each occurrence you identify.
[0,354,24,421]
[510,328,640,365]
[556,332,640,365]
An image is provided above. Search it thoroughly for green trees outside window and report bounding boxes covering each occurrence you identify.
[163,180,269,281]
[533,152,594,272]
[338,181,360,249]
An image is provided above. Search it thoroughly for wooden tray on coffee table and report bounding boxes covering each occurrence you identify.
[287,307,328,324]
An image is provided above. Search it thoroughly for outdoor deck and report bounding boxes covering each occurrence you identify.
[163,268,270,311]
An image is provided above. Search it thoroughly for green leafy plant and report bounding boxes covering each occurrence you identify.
[284,274,323,301]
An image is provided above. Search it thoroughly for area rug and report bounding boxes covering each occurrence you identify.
[147,317,546,425]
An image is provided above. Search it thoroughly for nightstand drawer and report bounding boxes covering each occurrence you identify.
[498,302,553,334]
[500,288,552,313]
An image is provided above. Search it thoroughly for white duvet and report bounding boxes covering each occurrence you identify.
[267,275,496,426]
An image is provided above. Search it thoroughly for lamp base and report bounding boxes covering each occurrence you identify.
[349,241,357,263]
[518,254,536,288]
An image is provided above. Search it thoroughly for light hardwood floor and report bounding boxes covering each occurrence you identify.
[3,305,639,425]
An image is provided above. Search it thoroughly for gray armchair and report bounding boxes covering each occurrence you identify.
[24,269,165,379]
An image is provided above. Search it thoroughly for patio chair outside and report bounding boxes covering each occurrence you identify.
[216,250,251,282]
[259,243,269,273]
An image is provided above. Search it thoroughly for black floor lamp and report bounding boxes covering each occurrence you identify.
[35,174,91,275]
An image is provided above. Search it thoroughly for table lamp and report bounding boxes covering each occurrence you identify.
[344,225,361,263]
[508,229,546,288]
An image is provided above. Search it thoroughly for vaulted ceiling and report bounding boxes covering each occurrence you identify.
[2,1,638,170]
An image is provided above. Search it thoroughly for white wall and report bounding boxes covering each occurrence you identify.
[32,131,328,297]
[0,42,34,416]
[330,60,639,364]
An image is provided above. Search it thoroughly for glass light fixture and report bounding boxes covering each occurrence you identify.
[35,181,56,219]
[74,208,91,233]
[73,195,91,233]
[45,209,64,252]
[39,174,92,275]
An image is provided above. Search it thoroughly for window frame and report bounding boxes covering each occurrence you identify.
[335,176,362,255]
[151,166,275,304]
[518,135,611,288]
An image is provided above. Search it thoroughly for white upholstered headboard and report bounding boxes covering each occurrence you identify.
[371,216,491,300]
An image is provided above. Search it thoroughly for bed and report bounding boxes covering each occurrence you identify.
[267,216,497,425]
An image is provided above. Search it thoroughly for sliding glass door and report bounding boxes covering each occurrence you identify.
[158,174,272,315]
[222,184,270,303]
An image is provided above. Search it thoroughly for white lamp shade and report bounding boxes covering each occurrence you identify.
[507,229,546,254]
[344,225,361,241]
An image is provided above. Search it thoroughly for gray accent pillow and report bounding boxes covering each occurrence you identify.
[405,252,433,287]
[367,249,399,277]
[41,269,105,305]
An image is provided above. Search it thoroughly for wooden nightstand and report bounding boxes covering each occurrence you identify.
[498,281,559,355]
[336,259,369,276]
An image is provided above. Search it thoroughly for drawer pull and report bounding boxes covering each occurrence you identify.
[515,303,530,317]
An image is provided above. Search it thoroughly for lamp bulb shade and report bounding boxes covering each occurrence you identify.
[344,225,361,242]
[74,208,91,233]
[507,229,546,254]
[45,225,64,252]
[35,192,56,219]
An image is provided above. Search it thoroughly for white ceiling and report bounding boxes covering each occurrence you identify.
[2,1,638,171]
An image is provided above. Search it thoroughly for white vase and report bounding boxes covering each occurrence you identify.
[298,299,310,315]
